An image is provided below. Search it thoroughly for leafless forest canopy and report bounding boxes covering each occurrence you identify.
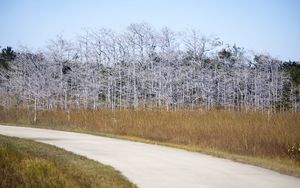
[1,23,299,114]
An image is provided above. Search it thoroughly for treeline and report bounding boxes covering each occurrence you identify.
[1,23,299,115]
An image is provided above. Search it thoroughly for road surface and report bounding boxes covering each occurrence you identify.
[0,125,299,188]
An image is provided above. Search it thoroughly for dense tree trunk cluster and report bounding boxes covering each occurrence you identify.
[1,23,299,113]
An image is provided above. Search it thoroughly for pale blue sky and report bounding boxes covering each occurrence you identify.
[1,0,299,60]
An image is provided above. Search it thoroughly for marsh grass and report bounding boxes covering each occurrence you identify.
[0,135,136,188]
[1,108,300,176]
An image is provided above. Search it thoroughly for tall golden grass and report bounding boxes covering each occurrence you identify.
[1,108,299,160]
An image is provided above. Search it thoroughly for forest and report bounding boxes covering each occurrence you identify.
[1,23,300,118]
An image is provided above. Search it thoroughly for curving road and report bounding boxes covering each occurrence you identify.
[0,125,299,188]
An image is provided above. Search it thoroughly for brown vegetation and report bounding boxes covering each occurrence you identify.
[1,109,299,160]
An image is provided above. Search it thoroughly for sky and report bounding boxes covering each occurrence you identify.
[1,0,300,61]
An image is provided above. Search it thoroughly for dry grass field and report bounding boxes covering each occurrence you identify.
[1,108,300,176]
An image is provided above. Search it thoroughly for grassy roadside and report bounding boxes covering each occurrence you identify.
[1,109,300,178]
[3,124,300,178]
[0,135,137,188]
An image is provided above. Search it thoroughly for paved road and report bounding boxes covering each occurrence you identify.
[0,125,299,188]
